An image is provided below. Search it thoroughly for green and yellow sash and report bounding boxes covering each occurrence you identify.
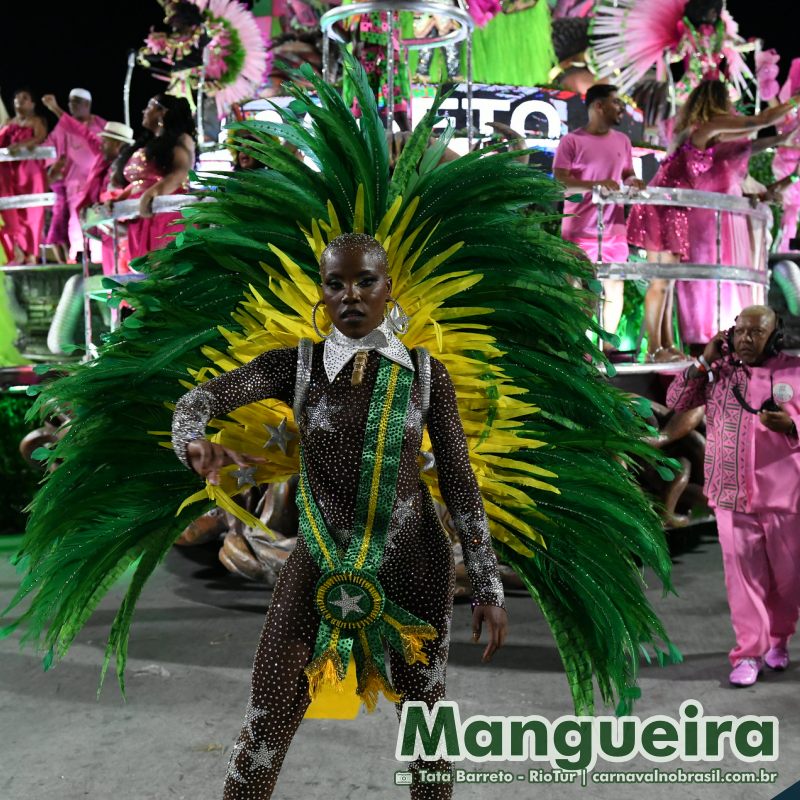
[298,355,437,711]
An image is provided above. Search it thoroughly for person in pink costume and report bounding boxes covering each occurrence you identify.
[120,94,195,261]
[42,95,135,274]
[628,80,800,362]
[0,88,48,263]
[42,89,106,261]
[553,84,644,356]
[676,131,796,347]
[769,59,800,251]
[667,305,800,687]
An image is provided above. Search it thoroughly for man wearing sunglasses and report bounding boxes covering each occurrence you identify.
[667,305,800,687]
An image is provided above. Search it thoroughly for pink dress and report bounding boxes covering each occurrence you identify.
[676,139,754,344]
[0,121,47,261]
[122,148,187,261]
[627,134,753,344]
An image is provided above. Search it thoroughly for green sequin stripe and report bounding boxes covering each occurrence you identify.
[343,357,413,574]
[297,455,343,574]
[311,618,354,680]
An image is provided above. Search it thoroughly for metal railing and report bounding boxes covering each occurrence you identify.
[0,146,57,162]
[592,186,771,285]
[590,186,770,349]
[320,0,475,143]
[0,192,56,212]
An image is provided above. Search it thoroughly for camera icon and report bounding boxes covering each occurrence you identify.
[395,771,414,785]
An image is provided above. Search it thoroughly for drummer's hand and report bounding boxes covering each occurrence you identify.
[472,604,508,663]
[186,439,265,485]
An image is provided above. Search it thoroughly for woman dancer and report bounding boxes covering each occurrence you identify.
[628,80,800,362]
[173,233,508,798]
[3,60,678,800]
[121,94,195,259]
[0,88,48,263]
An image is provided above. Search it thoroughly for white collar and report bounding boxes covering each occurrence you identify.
[323,318,415,382]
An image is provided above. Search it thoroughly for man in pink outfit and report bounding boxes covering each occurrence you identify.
[42,89,106,261]
[667,305,800,687]
[553,84,644,357]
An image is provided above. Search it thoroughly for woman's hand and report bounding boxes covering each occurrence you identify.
[471,604,508,663]
[186,439,265,485]
[138,188,157,219]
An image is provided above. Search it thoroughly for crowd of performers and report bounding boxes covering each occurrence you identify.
[555,80,800,362]
[0,87,196,272]
[3,1,800,798]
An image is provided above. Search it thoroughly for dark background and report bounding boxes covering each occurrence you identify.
[0,0,795,134]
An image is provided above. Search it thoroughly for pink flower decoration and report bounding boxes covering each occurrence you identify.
[756,48,781,100]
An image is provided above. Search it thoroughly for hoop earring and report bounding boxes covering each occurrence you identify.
[385,297,409,335]
[312,300,332,339]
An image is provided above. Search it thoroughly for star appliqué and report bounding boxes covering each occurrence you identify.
[243,700,269,740]
[329,586,366,618]
[304,397,341,434]
[262,417,296,454]
[419,656,447,693]
[231,465,257,487]
[392,496,416,528]
[226,741,247,784]
[249,743,277,772]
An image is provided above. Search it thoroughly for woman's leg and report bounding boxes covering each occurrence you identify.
[661,279,679,353]
[390,605,454,799]
[644,252,679,360]
[223,537,321,800]
[382,509,456,800]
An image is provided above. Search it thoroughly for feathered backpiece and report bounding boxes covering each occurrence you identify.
[588,0,752,100]
[1,56,679,715]
[142,0,267,114]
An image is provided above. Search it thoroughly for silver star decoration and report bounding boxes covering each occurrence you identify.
[227,741,247,784]
[392,496,416,529]
[419,656,447,693]
[305,397,341,434]
[405,405,423,435]
[438,616,452,658]
[249,743,277,772]
[231,465,257,487]
[384,523,401,553]
[452,509,486,535]
[329,586,366,618]
[262,417,296,454]
[243,700,269,740]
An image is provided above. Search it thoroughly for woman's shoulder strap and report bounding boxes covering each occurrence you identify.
[413,346,431,425]
[293,338,314,423]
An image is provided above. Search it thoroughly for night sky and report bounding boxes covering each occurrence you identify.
[0,1,796,133]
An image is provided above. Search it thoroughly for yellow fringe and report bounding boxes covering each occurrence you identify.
[304,649,345,700]
[399,629,437,666]
[383,617,438,666]
[357,663,403,713]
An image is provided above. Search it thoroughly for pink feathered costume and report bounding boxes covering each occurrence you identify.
[627,134,753,344]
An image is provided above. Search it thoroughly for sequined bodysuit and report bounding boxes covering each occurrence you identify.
[172,335,505,799]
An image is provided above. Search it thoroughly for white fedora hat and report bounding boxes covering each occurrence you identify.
[100,121,136,145]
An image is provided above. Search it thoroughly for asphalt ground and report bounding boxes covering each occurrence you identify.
[1,527,798,800]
